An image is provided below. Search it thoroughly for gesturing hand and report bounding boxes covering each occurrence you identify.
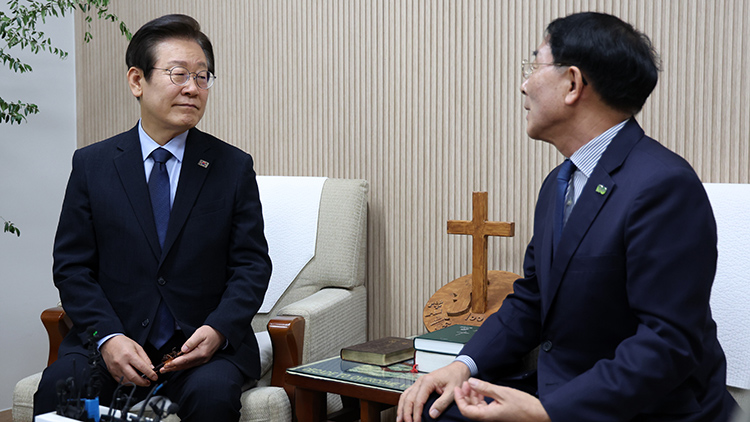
[454,378,551,422]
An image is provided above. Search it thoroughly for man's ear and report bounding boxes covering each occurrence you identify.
[127,67,144,99]
[563,66,586,105]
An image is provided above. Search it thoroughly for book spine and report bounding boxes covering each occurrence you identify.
[415,350,459,373]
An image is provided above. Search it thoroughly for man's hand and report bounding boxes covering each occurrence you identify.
[161,325,225,373]
[454,378,551,422]
[397,361,471,422]
[100,335,156,386]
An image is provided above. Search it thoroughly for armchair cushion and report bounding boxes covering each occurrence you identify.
[255,330,273,379]
[12,373,40,422]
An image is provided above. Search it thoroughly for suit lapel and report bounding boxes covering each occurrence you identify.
[541,119,645,318]
[113,126,162,259]
[161,128,214,261]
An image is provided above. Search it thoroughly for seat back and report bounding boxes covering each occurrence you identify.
[704,184,750,415]
[251,178,368,332]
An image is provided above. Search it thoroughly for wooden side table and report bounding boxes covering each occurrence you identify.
[285,357,420,422]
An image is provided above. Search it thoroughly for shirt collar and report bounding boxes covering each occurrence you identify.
[569,118,629,178]
[138,120,188,163]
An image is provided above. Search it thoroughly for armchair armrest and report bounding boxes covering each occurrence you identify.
[278,286,367,364]
[268,315,305,399]
[41,306,73,366]
[267,287,365,418]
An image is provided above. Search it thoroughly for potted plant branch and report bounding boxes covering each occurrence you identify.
[1,0,130,236]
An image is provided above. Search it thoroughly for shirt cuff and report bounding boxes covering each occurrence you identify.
[454,355,478,377]
[97,333,123,350]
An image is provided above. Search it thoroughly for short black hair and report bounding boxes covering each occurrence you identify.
[546,12,660,115]
[125,14,215,80]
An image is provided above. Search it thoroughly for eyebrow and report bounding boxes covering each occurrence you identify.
[532,50,539,58]
[164,60,208,69]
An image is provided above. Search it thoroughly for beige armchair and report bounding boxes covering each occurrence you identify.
[13,178,369,422]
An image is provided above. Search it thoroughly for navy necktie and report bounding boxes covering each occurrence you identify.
[149,148,172,248]
[554,159,575,250]
[147,147,175,349]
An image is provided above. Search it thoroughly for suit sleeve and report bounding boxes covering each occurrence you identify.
[204,154,272,349]
[460,242,545,381]
[461,175,554,381]
[541,168,718,420]
[53,150,126,344]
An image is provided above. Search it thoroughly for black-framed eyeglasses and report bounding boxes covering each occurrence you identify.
[521,59,587,85]
[152,66,216,89]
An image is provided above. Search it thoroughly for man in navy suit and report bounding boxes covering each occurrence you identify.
[34,14,272,421]
[398,12,738,422]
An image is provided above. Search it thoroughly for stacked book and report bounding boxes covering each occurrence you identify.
[413,325,478,373]
[340,336,415,366]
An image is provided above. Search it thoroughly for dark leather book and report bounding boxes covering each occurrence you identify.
[341,337,415,366]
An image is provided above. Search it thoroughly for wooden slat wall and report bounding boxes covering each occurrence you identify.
[76,0,750,340]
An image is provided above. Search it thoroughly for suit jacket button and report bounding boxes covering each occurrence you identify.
[541,340,553,352]
[158,277,166,286]
[142,319,150,327]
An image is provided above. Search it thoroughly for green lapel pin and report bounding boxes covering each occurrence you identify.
[595,184,608,195]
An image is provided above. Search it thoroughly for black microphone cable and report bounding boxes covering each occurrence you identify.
[105,378,136,422]
[135,381,166,422]
[149,397,166,422]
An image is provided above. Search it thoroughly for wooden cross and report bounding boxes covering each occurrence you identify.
[447,192,514,313]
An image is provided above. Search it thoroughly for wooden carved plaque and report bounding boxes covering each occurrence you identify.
[423,270,518,331]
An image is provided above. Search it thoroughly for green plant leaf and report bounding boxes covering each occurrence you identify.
[1,0,131,126]
[3,219,21,237]
[0,98,41,124]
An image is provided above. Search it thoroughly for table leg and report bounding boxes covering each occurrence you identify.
[294,387,327,422]
[360,400,386,422]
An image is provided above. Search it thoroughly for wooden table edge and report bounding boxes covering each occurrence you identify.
[285,370,403,406]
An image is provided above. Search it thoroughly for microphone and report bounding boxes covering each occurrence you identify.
[86,327,104,399]
[56,376,85,420]
[81,327,103,422]
[135,381,165,421]
[149,397,179,422]
[166,403,179,416]
[106,378,136,422]
[55,379,68,415]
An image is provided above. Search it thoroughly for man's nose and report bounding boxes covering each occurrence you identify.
[520,78,528,95]
[181,77,201,94]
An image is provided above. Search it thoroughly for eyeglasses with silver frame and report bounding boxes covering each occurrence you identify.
[521,59,566,79]
[152,66,216,89]
[521,59,588,85]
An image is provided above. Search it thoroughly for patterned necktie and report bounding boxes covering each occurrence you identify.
[147,147,175,349]
[554,159,575,250]
[148,148,172,248]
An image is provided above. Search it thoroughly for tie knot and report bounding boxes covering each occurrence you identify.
[151,147,172,164]
[557,159,575,182]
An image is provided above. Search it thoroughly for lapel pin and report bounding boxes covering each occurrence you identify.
[595,184,608,195]
[198,159,210,169]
